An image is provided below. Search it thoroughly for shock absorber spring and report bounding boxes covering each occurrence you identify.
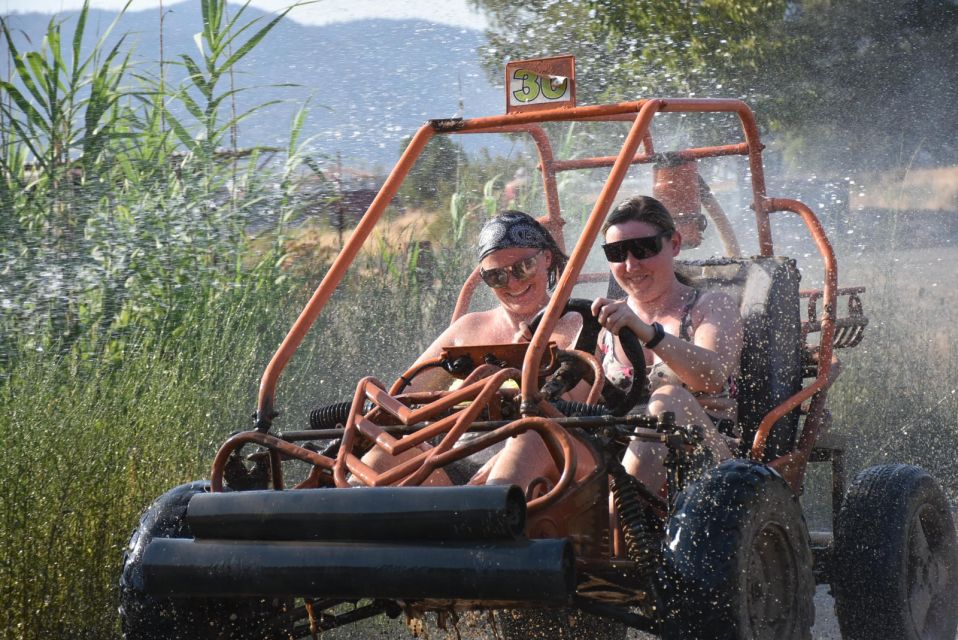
[609,462,660,578]
[308,402,353,430]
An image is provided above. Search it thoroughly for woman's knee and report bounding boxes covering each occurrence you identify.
[649,384,698,414]
[649,386,731,459]
[621,440,669,495]
[488,431,554,485]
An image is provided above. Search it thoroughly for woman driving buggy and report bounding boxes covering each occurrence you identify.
[485,195,742,494]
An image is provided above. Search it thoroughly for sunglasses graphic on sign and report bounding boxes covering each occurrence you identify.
[505,55,576,114]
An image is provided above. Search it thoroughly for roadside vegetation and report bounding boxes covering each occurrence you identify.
[0,2,493,637]
[1,1,957,639]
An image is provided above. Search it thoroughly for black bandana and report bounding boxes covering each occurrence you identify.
[477,211,555,261]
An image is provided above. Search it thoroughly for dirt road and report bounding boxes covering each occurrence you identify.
[626,586,841,639]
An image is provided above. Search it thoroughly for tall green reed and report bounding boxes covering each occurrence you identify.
[0,1,132,193]
[166,0,292,174]
[0,0,307,363]
[1,0,136,352]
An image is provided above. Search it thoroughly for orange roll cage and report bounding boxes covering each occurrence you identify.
[251,98,839,483]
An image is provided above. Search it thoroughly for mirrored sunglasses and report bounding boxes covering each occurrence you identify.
[479,251,543,289]
[601,231,671,263]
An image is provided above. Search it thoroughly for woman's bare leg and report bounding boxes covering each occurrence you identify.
[622,385,731,493]
[358,446,452,486]
[486,432,561,489]
[485,431,598,495]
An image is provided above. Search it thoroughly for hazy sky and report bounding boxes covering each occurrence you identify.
[0,0,489,30]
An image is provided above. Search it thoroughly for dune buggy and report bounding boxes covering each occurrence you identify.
[120,57,958,640]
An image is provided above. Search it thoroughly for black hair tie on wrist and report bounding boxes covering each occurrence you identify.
[645,321,666,349]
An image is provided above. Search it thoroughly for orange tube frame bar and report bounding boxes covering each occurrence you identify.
[255,98,837,469]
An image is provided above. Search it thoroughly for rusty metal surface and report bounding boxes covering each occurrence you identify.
[802,286,868,349]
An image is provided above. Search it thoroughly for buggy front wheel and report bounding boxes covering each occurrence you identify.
[659,459,815,640]
[118,481,293,640]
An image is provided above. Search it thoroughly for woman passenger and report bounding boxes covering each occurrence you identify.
[361,210,580,484]
[407,210,580,390]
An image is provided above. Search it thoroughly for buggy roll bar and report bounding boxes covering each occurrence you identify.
[254,98,838,465]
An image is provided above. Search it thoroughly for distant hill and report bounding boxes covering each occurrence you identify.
[2,3,503,166]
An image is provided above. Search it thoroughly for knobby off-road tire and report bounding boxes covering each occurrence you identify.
[831,464,958,640]
[118,481,292,640]
[495,608,626,640]
[659,459,815,640]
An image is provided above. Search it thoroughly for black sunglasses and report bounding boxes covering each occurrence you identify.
[479,251,543,289]
[601,231,671,263]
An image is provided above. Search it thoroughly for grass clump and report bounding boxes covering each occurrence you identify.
[0,280,277,638]
[829,247,958,498]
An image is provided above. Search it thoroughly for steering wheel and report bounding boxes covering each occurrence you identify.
[527,298,650,415]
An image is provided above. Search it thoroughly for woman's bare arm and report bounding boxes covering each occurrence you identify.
[592,292,742,394]
[650,291,742,393]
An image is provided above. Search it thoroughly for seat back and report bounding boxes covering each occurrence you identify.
[608,256,803,460]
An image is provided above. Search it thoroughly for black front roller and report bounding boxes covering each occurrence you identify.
[831,464,958,640]
[187,484,526,541]
[143,537,575,602]
[118,482,292,640]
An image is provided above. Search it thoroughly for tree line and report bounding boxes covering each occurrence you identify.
[470,0,958,173]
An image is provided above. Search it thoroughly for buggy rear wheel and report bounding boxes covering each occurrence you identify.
[659,459,814,640]
[118,481,293,640]
[831,464,958,640]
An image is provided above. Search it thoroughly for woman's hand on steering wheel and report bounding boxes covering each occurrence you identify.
[591,298,651,414]
[528,299,649,415]
[591,297,645,340]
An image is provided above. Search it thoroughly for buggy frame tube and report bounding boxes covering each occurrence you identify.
[255,124,436,430]
[256,99,806,434]
[750,197,838,462]
[549,142,750,172]
[519,100,663,407]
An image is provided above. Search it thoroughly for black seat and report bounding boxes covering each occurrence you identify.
[608,257,803,460]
